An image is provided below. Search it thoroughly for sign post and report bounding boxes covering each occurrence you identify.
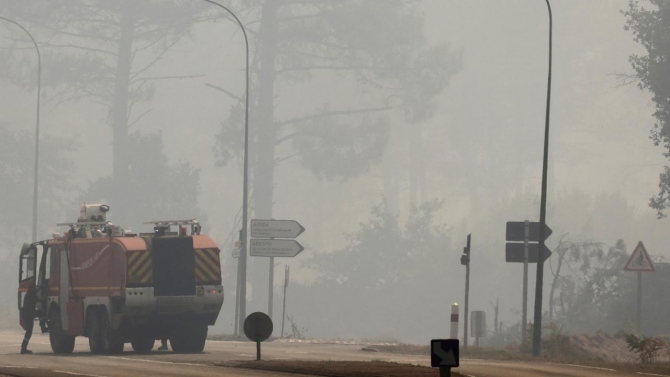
[460,234,471,350]
[623,241,655,332]
[243,312,273,361]
[522,220,529,346]
[281,265,290,338]
[250,219,304,324]
[506,220,552,349]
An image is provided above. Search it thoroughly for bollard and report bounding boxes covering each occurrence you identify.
[450,303,459,339]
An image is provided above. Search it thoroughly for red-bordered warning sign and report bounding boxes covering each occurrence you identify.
[624,241,655,272]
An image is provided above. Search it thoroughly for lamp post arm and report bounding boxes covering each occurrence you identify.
[0,16,41,242]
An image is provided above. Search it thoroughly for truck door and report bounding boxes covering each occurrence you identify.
[18,244,37,313]
[59,248,70,332]
[36,246,52,319]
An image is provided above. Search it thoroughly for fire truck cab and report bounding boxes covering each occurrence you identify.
[18,204,224,354]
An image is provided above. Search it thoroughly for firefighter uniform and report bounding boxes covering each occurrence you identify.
[158,338,168,351]
[21,285,37,354]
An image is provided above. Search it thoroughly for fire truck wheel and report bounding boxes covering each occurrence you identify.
[99,312,124,354]
[131,336,155,354]
[170,323,207,353]
[189,323,208,353]
[49,308,75,354]
[87,310,103,354]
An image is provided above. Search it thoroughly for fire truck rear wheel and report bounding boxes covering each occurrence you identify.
[170,323,207,353]
[99,311,124,354]
[49,308,75,354]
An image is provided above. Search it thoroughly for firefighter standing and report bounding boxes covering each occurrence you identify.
[20,284,37,354]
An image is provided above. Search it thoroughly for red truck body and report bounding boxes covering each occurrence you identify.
[18,209,224,354]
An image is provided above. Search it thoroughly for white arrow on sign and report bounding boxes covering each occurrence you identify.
[251,219,305,239]
[250,239,304,258]
[433,342,457,366]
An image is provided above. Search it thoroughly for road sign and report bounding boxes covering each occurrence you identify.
[250,239,304,257]
[244,312,273,342]
[624,241,655,272]
[505,243,552,263]
[232,248,240,258]
[430,339,459,367]
[506,221,552,242]
[471,311,486,338]
[251,219,305,239]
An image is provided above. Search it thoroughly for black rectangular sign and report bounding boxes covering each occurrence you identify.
[430,339,459,368]
[505,243,552,263]
[506,222,552,242]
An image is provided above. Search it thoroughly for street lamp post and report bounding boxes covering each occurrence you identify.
[202,0,250,336]
[532,0,552,357]
[0,16,41,242]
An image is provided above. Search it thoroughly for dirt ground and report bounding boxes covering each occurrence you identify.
[225,360,461,377]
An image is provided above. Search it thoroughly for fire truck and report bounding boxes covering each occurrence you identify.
[17,204,224,354]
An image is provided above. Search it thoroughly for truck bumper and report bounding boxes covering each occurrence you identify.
[124,286,223,316]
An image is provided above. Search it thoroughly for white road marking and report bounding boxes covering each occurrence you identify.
[1,365,38,369]
[107,356,211,368]
[637,373,670,376]
[54,370,109,377]
[558,363,616,372]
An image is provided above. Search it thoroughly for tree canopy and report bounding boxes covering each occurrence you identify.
[624,0,670,217]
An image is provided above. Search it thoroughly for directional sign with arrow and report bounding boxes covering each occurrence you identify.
[251,219,305,239]
[506,221,552,242]
[505,243,552,263]
[430,339,459,368]
[250,239,304,258]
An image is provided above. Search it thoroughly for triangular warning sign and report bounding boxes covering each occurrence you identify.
[624,241,655,272]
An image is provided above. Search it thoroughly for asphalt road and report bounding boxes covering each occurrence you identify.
[0,331,658,377]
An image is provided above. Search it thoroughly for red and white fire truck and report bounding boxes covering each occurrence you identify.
[17,204,224,354]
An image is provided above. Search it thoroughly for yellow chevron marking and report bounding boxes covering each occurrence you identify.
[195,268,207,282]
[139,271,153,283]
[134,258,152,278]
[195,257,218,281]
[128,252,150,275]
[201,249,221,273]
[127,251,142,264]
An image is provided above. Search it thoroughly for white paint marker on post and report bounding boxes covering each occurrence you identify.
[450,303,459,339]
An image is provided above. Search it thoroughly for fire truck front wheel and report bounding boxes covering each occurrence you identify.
[99,311,124,354]
[87,309,103,354]
[49,308,75,354]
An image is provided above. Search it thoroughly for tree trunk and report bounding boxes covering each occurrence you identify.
[549,243,566,322]
[250,0,279,313]
[110,0,135,223]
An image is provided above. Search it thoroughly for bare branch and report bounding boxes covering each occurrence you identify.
[277,65,381,76]
[276,105,394,127]
[274,152,299,166]
[131,74,204,85]
[128,108,154,129]
[274,132,298,146]
[130,34,187,80]
[40,42,117,56]
[204,83,243,102]
[609,72,639,88]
